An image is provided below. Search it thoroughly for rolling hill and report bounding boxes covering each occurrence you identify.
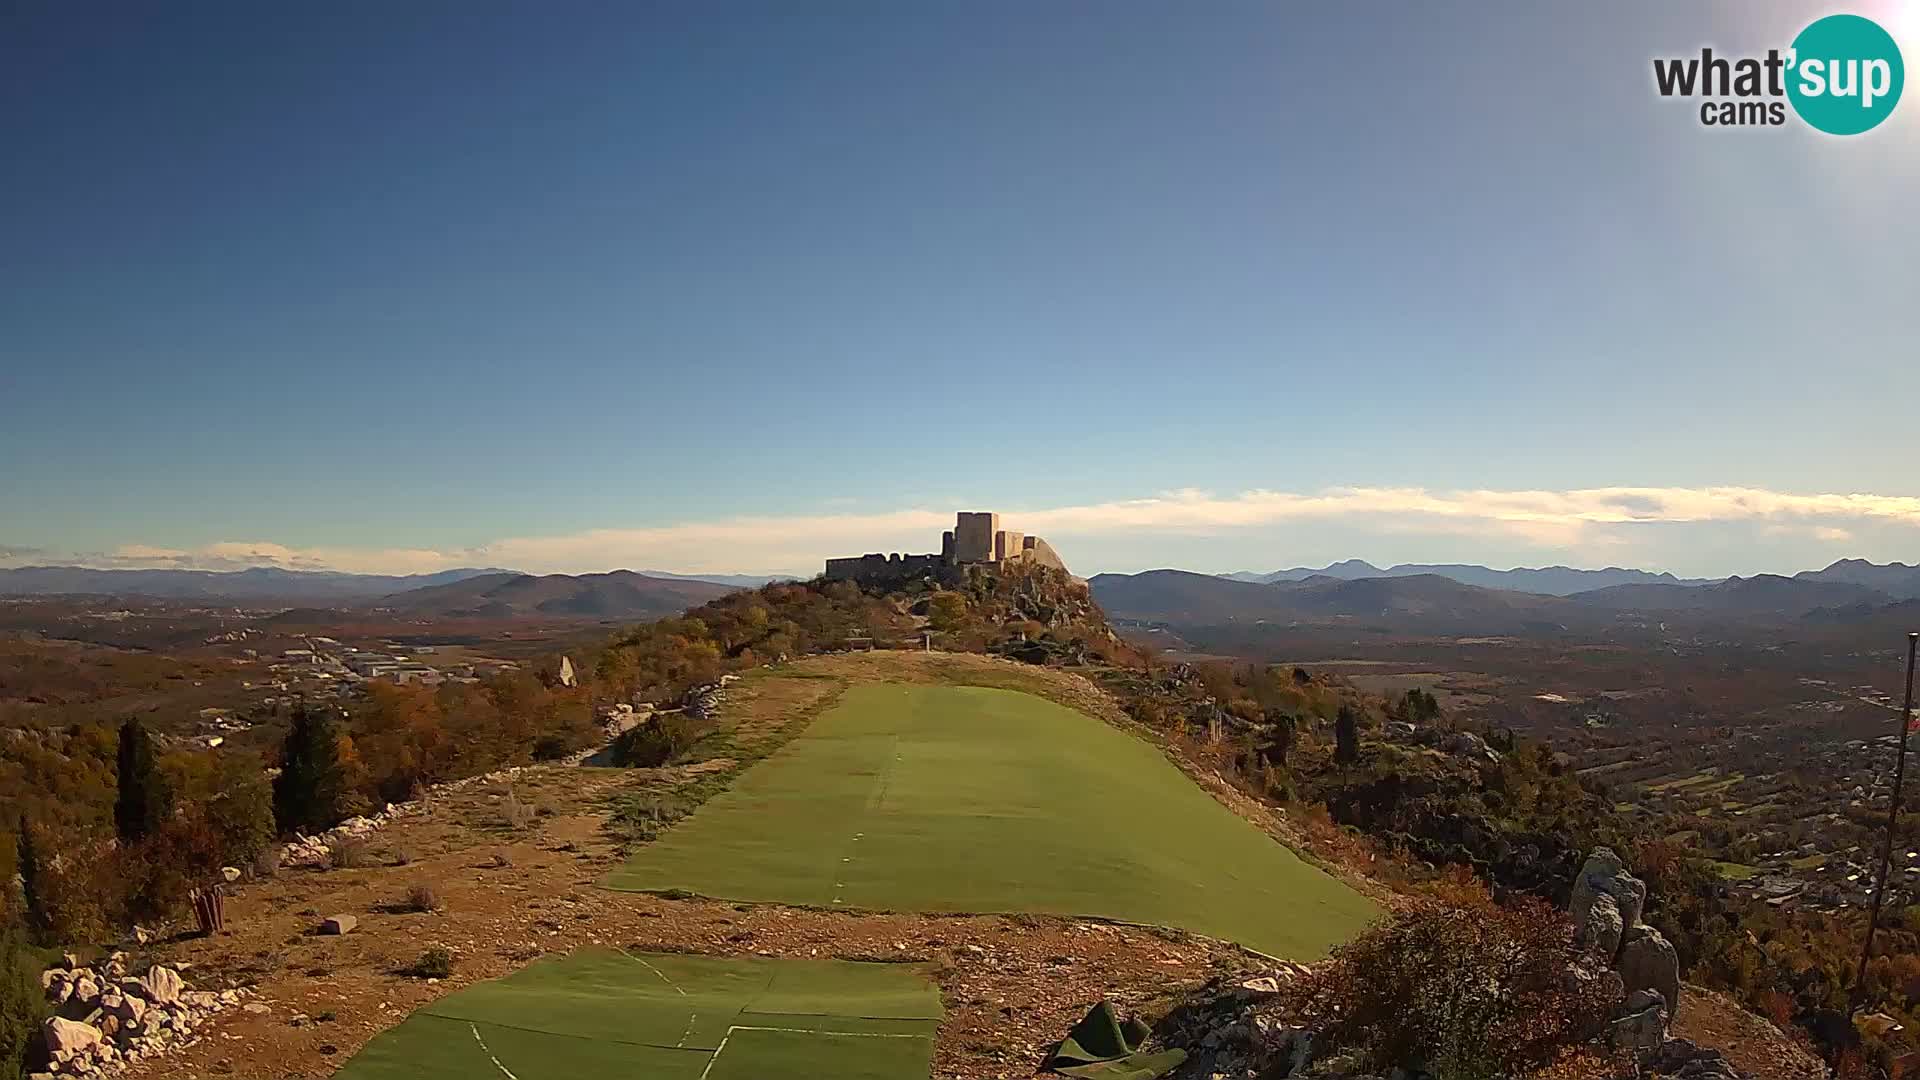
[1089,569,1574,632]
[376,570,738,618]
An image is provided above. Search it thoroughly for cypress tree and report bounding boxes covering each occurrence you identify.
[273,703,348,836]
[1335,704,1361,765]
[0,911,41,1080]
[15,821,44,946]
[114,717,173,843]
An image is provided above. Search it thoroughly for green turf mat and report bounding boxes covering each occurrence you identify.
[333,950,944,1080]
[338,1014,717,1080]
[1045,1001,1186,1080]
[607,683,1377,958]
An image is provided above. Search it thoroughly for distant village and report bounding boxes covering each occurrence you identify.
[266,636,491,687]
[178,631,526,749]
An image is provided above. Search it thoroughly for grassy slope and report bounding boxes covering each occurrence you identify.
[334,949,942,1080]
[607,682,1377,959]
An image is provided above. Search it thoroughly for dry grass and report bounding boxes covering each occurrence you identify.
[326,835,371,870]
[403,883,441,913]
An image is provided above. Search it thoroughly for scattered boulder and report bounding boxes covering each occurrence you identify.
[137,967,183,1006]
[319,914,357,935]
[70,975,100,1006]
[1654,1037,1742,1079]
[1618,925,1682,1021]
[1569,847,1646,937]
[1608,988,1667,1054]
[43,1017,102,1055]
[99,991,146,1025]
[1441,731,1499,761]
[1580,891,1624,960]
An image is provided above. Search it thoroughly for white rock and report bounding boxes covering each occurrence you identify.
[43,1017,102,1054]
[139,966,184,1005]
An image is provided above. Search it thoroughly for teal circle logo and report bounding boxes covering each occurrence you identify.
[1787,14,1904,135]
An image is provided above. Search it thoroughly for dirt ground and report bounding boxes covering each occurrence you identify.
[1671,985,1825,1080]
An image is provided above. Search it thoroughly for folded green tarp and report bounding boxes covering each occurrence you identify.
[1044,1001,1187,1080]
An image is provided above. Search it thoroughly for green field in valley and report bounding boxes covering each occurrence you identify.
[334,949,942,1080]
[606,682,1377,959]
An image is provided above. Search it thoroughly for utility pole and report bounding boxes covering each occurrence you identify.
[1842,630,1920,1074]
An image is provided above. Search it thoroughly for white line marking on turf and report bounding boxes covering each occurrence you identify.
[697,1024,931,1080]
[620,949,690,995]
[469,1023,521,1080]
[697,1033,733,1080]
[677,1012,698,1048]
[730,1025,929,1038]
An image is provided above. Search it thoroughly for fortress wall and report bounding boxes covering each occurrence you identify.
[954,512,999,563]
[825,552,947,584]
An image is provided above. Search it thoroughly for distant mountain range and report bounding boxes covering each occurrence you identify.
[0,565,512,602]
[1094,558,1920,632]
[1795,558,1920,599]
[1223,560,1713,596]
[633,570,793,588]
[375,570,738,619]
[0,565,778,603]
[1569,574,1887,614]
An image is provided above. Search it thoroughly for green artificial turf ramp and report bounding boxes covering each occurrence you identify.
[606,683,1376,958]
[333,949,941,1080]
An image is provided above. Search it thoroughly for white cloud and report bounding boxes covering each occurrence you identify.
[9,484,1920,576]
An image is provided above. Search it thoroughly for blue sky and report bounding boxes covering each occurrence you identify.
[5,1,1919,578]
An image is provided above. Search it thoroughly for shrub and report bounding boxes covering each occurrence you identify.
[404,883,441,913]
[501,792,535,830]
[610,714,708,768]
[1300,891,1612,1077]
[325,835,370,870]
[200,756,275,868]
[530,734,572,762]
[406,946,453,979]
[26,832,124,944]
[607,793,692,850]
[120,815,224,925]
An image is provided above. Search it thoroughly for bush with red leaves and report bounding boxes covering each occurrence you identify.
[1300,890,1616,1077]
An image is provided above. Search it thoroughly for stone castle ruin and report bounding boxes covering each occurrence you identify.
[825,511,1065,584]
